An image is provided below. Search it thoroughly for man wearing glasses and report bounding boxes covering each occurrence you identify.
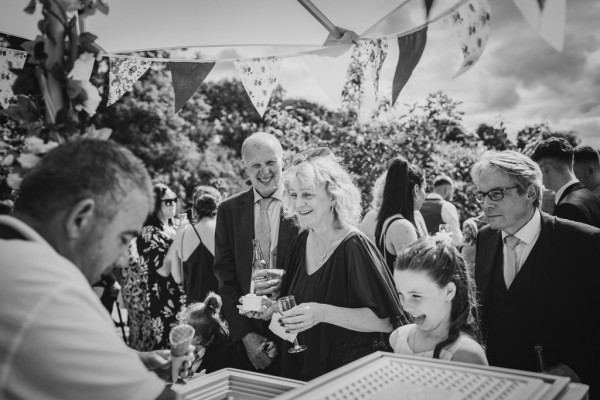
[214,132,298,374]
[470,150,599,398]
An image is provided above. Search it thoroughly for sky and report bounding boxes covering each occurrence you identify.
[1,0,598,147]
[206,0,600,148]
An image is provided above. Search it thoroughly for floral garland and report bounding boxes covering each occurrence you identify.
[0,0,110,189]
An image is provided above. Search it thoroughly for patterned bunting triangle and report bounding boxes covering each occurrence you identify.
[444,0,491,78]
[0,47,28,109]
[424,0,435,19]
[107,57,152,106]
[169,62,214,113]
[361,39,388,101]
[392,28,428,105]
[234,57,282,117]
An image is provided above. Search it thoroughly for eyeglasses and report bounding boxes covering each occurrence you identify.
[473,186,520,203]
[286,147,333,167]
[162,198,178,206]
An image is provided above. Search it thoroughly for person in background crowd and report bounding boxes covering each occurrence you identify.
[420,175,463,246]
[176,292,231,374]
[459,213,487,274]
[391,237,487,366]
[532,137,600,228]
[138,183,186,350]
[121,238,156,351]
[375,157,428,272]
[0,139,192,400]
[214,132,299,374]
[358,172,386,243]
[471,150,599,397]
[171,185,221,305]
[247,148,407,381]
[573,145,600,199]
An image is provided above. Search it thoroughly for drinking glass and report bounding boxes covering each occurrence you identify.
[278,295,307,353]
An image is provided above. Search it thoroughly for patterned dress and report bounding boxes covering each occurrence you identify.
[120,239,155,351]
[138,223,186,349]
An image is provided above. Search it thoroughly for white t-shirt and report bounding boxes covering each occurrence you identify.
[0,216,165,400]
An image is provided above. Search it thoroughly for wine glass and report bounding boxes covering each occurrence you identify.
[278,295,307,353]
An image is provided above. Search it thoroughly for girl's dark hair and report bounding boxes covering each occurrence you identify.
[395,237,483,359]
[375,157,424,244]
[143,183,174,228]
[192,185,222,221]
[183,292,229,347]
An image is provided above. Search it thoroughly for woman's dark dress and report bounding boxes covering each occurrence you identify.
[280,230,408,381]
[182,225,219,305]
[138,223,185,349]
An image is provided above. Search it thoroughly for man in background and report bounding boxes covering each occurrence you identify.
[573,145,600,199]
[420,174,463,245]
[0,139,190,400]
[532,137,600,228]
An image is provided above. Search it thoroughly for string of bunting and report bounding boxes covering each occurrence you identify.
[0,0,566,116]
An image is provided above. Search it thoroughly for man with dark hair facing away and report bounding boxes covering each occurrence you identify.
[532,137,600,228]
[573,145,600,199]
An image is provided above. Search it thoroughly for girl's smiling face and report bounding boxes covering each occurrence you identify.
[394,269,455,332]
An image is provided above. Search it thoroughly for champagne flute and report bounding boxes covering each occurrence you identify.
[278,295,307,353]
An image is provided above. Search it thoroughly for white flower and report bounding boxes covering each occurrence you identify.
[17,153,40,169]
[66,80,102,117]
[24,137,58,154]
[57,0,84,12]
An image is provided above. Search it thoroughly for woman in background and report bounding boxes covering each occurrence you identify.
[138,183,185,349]
[375,157,428,272]
[172,185,222,305]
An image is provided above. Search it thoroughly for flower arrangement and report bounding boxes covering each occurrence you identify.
[0,0,110,189]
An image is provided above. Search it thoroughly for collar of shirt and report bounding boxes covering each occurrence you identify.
[426,193,444,200]
[501,209,541,246]
[554,178,579,205]
[253,185,284,204]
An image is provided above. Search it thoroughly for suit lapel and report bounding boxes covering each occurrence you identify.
[476,228,503,306]
[557,182,584,205]
[237,189,255,291]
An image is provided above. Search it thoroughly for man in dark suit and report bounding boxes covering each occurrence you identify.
[471,150,599,398]
[532,137,600,228]
[573,145,600,199]
[214,132,298,374]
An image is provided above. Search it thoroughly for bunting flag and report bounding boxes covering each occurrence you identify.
[302,45,354,103]
[512,0,565,51]
[444,0,491,78]
[392,28,428,105]
[234,57,282,117]
[424,0,436,19]
[362,39,388,101]
[107,57,152,106]
[0,47,28,109]
[169,62,215,113]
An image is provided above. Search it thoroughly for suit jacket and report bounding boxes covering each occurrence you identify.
[475,212,600,393]
[555,182,600,228]
[214,188,298,343]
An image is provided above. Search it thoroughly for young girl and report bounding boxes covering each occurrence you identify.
[177,292,232,373]
[391,237,488,365]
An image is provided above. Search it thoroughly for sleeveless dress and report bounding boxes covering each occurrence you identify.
[280,230,408,381]
[138,223,186,349]
[390,324,483,361]
[181,225,219,305]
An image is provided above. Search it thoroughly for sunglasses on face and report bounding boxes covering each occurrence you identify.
[162,198,178,206]
[286,147,333,167]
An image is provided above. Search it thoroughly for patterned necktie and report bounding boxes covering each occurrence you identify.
[503,235,521,289]
[256,197,274,268]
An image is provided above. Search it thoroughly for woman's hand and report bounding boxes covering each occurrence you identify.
[237,296,278,321]
[280,302,324,333]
